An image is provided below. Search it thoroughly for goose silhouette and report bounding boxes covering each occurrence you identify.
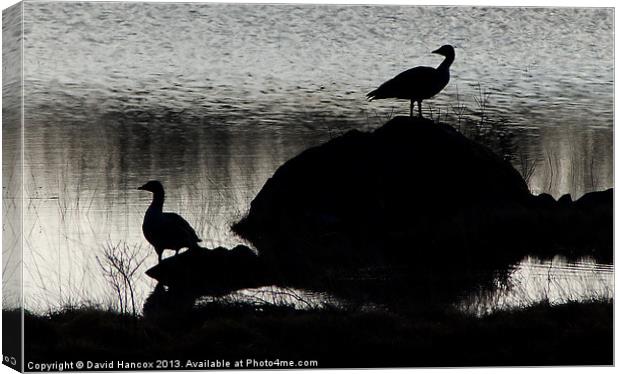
[367,45,455,117]
[138,180,202,262]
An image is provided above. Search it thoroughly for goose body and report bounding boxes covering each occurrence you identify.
[367,45,455,117]
[138,180,202,262]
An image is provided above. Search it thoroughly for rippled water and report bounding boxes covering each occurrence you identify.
[2,3,613,312]
[461,256,614,315]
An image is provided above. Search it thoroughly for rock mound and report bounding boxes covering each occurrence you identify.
[231,117,539,298]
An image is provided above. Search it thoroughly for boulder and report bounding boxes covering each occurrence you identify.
[231,117,537,299]
[145,245,271,296]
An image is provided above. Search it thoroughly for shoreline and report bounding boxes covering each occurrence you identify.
[16,299,613,367]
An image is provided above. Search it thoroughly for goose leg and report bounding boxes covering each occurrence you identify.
[418,101,423,118]
[156,248,163,263]
[410,99,414,117]
[175,249,180,256]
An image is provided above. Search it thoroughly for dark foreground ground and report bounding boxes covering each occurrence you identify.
[18,299,613,368]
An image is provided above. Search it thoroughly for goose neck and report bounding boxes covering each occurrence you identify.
[438,54,454,71]
[150,191,165,212]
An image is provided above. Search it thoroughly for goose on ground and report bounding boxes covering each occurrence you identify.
[138,180,202,262]
[367,45,455,118]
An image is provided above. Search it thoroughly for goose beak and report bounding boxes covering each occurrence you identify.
[137,185,146,191]
[432,48,441,54]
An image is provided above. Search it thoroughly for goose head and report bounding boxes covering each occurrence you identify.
[138,180,165,195]
[432,45,455,58]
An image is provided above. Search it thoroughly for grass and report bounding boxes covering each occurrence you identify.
[517,148,538,188]
[458,255,613,316]
[17,297,613,367]
[95,241,149,318]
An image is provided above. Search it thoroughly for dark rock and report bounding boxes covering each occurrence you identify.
[558,194,573,205]
[567,189,613,262]
[235,117,529,245]
[573,188,613,210]
[521,189,613,262]
[145,245,272,296]
[231,117,538,301]
[530,193,557,209]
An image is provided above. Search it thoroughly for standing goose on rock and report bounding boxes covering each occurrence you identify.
[138,180,202,262]
[367,45,455,118]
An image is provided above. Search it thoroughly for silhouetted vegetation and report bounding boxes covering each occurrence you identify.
[21,299,612,367]
[96,242,149,319]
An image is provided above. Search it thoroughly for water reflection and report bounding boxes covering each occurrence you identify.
[461,257,614,316]
[189,256,614,316]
